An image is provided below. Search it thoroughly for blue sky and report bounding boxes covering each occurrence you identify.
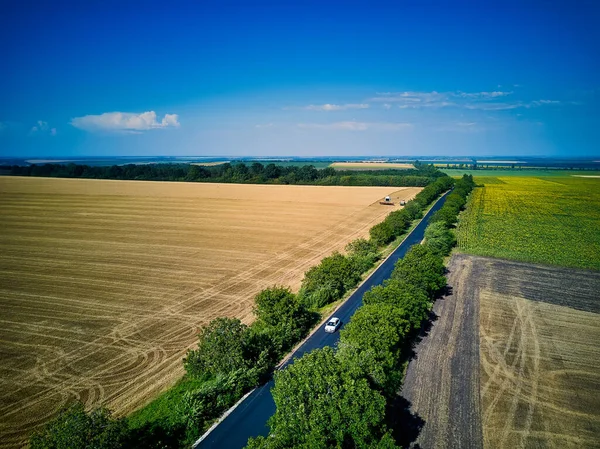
[1,0,599,158]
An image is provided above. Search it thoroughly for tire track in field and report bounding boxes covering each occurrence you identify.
[474,254,600,449]
[0,189,416,447]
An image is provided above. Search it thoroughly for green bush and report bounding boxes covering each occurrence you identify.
[370,221,395,246]
[179,368,263,441]
[30,403,128,449]
[298,252,362,309]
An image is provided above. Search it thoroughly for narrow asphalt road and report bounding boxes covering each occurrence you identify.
[197,191,450,449]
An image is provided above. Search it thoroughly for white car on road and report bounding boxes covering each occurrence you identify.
[324,317,341,333]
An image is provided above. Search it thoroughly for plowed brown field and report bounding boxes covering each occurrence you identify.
[401,253,483,449]
[400,253,600,449]
[0,177,420,448]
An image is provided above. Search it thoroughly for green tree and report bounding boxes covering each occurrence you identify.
[299,253,361,309]
[370,221,395,246]
[254,287,297,326]
[260,347,390,448]
[346,238,380,273]
[401,201,423,220]
[337,304,410,395]
[345,238,378,257]
[183,317,248,377]
[362,279,430,331]
[386,210,411,236]
[30,402,128,449]
[392,245,446,298]
[424,221,457,256]
[252,287,316,355]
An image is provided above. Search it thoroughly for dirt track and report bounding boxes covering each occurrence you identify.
[400,254,483,449]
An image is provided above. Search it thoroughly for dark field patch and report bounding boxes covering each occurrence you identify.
[400,254,483,449]
[471,255,600,314]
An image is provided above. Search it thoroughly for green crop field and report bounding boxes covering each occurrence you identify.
[456,176,600,270]
[441,168,600,178]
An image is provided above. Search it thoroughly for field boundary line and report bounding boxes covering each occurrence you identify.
[192,191,449,448]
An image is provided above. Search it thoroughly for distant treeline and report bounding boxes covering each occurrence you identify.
[3,161,445,187]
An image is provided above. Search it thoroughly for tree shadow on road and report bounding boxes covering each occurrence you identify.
[387,395,425,448]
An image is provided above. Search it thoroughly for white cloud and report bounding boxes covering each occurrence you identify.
[527,100,561,107]
[297,121,412,131]
[383,103,392,110]
[255,123,274,128]
[464,102,522,111]
[370,91,448,105]
[436,121,484,132]
[30,120,49,133]
[71,111,180,133]
[302,103,370,111]
[30,120,57,136]
[465,99,562,110]
[457,91,513,99]
[367,90,565,111]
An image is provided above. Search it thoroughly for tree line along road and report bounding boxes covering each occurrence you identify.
[196,190,451,449]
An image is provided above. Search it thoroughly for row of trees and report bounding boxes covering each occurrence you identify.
[30,171,457,449]
[369,176,455,245]
[246,244,447,448]
[244,176,475,448]
[4,162,445,187]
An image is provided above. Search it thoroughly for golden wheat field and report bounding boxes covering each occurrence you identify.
[0,176,419,448]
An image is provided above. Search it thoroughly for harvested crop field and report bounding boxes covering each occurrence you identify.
[476,255,600,449]
[0,177,421,448]
[330,162,414,170]
[405,253,600,449]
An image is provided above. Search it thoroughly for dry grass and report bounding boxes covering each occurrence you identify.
[0,176,420,448]
[329,162,415,170]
